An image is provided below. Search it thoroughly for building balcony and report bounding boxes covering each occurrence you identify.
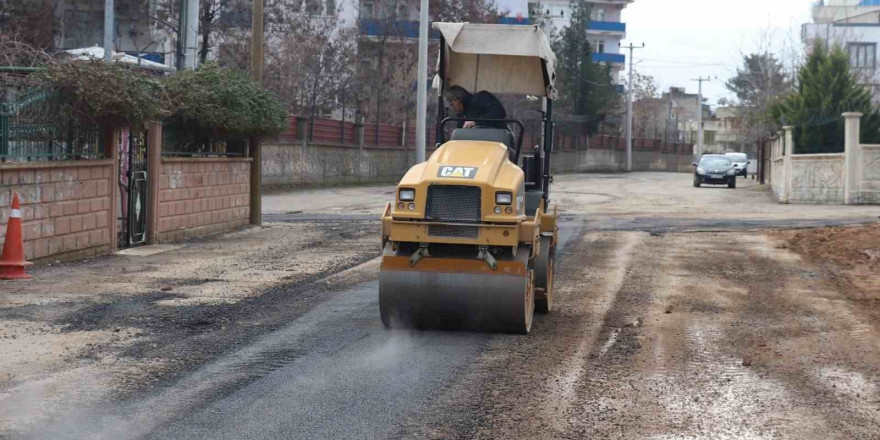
[592,53,625,64]
[588,21,626,33]
[498,16,534,25]
[359,19,439,39]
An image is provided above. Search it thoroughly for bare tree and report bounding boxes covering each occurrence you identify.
[0,0,59,51]
[631,71,664,139]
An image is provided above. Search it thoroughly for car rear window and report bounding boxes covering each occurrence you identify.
[700,157,732,167]
[725,153,747,162]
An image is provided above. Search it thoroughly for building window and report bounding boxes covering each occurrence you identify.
[592,40,605,53]
[597,8,606,21]
[306,0,322,15]
[396,2,408,19]
[704,131,716,145]
[848,43,876,69]
[362,2,374,18]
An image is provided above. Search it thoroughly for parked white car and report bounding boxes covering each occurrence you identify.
[724,152,749,177]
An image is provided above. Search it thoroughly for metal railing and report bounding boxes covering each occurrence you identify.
[161,125,248,157]
[0,89,104,162]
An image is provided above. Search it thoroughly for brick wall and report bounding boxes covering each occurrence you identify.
[157,157,251,242]
[0,161,114,262]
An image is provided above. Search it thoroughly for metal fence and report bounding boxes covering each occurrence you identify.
[0,88,104,162]
[161,124,248,157]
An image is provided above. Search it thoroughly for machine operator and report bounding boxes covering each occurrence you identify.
[444,86,508,129]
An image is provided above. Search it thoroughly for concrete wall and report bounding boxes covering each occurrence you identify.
[861,145,880,203]
[552,148,694,173]
[262,142,412,188]
[262,141,694,189]
[790,154,846,204]
[157,158,251,242]
[769,114,880,205]
[0,161,113,263]
[772,158,785,201]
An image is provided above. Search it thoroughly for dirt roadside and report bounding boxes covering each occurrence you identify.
[779,223,880,301]
[0,218,380,436]
[394,227,880,439]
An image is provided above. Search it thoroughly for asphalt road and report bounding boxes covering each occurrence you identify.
[17,173,880,439]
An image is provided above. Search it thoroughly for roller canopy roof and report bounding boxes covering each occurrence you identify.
[433,23,557,98]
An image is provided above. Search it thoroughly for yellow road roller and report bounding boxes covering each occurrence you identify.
[379,23,559,334]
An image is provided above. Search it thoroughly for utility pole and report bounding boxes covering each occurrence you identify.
[176,0,186,70]
[104,0,114,63]
[177,0,199,70]
[249,0,264,226]
[185,0,198,69]
[415,0,429,163]
[623,43,644,172]
[691,76,711,157]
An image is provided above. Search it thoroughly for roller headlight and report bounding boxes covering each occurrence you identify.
[495,192,513,205]
[399,188,415,201]
[696,167,706,175]
[727,169,736,175]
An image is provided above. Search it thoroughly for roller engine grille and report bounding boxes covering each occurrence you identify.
[428,224,480,239]
[426,185,481,222]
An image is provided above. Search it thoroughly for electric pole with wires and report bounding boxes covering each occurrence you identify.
[692,76,712,157]
[623,43,644,172]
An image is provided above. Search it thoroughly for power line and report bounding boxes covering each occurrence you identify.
[635,57,736,67]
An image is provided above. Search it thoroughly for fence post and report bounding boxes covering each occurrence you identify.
[356,117,365,152]
[250,136,262,226]
[0,105,8,157]
[106,126,119,252]
[843,112,863,205]
[782,127,793,204]
[401,121,407,147]
[296,117,308,142]
[146,122,162,244]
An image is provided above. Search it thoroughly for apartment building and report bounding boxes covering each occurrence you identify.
[356,0,631,84]
[527,1,633,85]
[803,0,880,94]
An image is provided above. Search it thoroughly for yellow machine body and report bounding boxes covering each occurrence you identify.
[379,140,558,334]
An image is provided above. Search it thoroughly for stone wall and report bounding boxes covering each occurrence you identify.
[771,158,785,201]
[0,161,113,262]
[789,154,845,204]
[262,142,412,188]
[769,114,880,205]
[861,145,880,203]
[552,149,694,173]
[262,141,694,189]
[157,157,251,242]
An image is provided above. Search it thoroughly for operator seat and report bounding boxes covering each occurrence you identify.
[450,128,516,151]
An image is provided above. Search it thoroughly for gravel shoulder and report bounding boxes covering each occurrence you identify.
[395,230,880,439]
[0,219,379,436]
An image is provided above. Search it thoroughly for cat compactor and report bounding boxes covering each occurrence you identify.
[379,23,559,334]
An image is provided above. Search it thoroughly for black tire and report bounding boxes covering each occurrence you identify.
[693,176,701,188]
[534,236,555,314]
[728,178,736,189]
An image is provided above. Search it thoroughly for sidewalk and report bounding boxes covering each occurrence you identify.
[0,197,380,435]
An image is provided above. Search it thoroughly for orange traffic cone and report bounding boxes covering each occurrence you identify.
[0,192,33,280]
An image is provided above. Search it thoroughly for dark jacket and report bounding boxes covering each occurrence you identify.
[458,91,507,129]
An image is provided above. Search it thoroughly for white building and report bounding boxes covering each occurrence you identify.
[527,1,633,85]
[803,0,880,95]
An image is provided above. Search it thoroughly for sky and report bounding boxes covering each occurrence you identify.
[623,0,813,106]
